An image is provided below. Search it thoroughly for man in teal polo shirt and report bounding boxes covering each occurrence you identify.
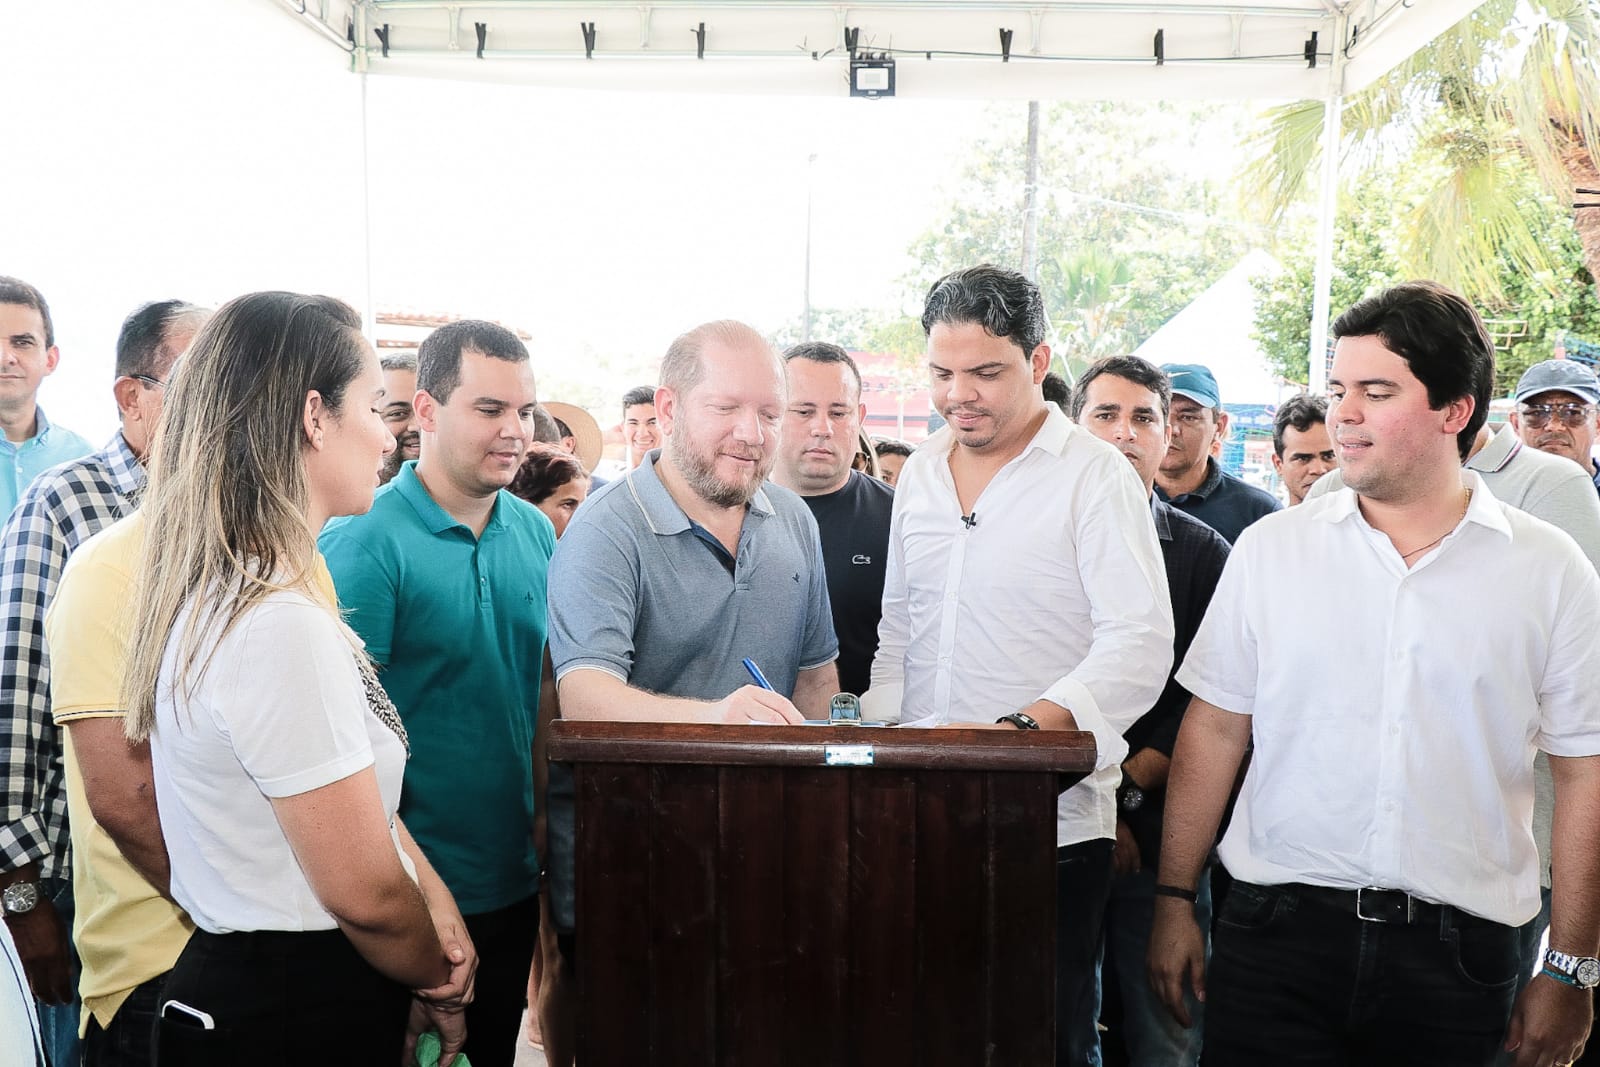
[320,319,553,1067]
[0,277,93,517]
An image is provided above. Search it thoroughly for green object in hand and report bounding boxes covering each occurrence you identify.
[414,1031,471,1067]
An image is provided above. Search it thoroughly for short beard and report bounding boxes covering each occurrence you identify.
[669,432,768,508]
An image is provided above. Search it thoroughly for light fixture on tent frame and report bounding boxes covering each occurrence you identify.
[850,52,896,97]
[844,27,895,98]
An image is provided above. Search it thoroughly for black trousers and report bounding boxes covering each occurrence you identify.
[458,894,540,1067]
[154,929,410,1066]
[1205,880,1520,1067]
[84,970,168,1067]
[1057,838,1116,1067]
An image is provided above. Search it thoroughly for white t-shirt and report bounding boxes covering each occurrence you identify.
[151,588,412,934]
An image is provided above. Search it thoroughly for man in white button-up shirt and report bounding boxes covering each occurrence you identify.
[1149,282,1600,1067]
[865,265,1174,1067]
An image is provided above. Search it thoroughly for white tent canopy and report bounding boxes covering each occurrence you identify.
[270,0,1488,385]
[1134,250,1288,404]
[277,0,1484,101]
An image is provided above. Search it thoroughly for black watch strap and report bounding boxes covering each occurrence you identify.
[996,712,1040,730]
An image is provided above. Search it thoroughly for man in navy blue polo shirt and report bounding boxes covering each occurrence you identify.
[548,319,839,723]
[319,320,554,1067]
[1155,363,1280,543]
[1071,355,1231,1067]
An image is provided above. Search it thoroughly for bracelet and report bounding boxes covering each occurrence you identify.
[1542,965,1584,988]
[1153,883,1198,903]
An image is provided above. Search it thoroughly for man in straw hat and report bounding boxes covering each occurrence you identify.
[542,401,606,494]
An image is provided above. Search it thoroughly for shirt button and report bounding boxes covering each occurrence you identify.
[1390,725,1400,736]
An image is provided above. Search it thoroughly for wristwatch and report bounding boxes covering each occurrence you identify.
[1543,948,1600,990]
[1,882,39,916]
[1118,765,1146,812]
[996,712,1040,731]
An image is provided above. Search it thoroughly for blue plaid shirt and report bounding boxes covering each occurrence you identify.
[0,434,144,880]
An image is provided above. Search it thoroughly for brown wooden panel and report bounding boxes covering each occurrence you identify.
[847,769,919,1067]
[574,764,652,1064]
[647,764,720,1065]
[984,773,1059,1065]
[915,771,988,1067]
[715,767,786,1065]
[780,767,851,1066]
[550,720,1095,778]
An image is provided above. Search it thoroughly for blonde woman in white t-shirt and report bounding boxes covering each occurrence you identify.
[122,292,476,1066]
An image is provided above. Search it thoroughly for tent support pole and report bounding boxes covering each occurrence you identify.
[360,69,375,342]
[1308,93,1340,392]
[1308,35,1344,394]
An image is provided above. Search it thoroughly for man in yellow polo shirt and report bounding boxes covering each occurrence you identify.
[46,511,184,1065]
[46,511,339,1066]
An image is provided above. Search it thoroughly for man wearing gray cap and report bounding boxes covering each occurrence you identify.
[1154,363,1280,544]
[1510,359,1600,495]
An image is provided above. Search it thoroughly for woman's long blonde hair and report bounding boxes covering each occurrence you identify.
[123,292,371,741]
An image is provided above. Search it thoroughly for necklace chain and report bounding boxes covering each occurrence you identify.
[1398,487,1473,562]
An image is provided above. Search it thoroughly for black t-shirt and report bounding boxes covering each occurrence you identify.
[800,470,895,696]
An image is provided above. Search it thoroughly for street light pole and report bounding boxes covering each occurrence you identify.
[804,153,817,342]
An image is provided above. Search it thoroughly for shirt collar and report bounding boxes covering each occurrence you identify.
[624,448,773,537]
[100,432,147,498]
[31,405,51,444]
[1319,468,1511,541]
[1159,457,1223,503]
[1465,425,1521,474]
[391,460,508,536]
[921,404,1074,477]
[1028,405,1075,457]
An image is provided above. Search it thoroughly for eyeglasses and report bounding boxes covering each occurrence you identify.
[130,374,167,390]
[1517,403,1595,428]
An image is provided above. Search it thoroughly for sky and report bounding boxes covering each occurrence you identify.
[4,0,1003,439]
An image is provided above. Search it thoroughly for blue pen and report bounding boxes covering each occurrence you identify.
[742,658,775,691]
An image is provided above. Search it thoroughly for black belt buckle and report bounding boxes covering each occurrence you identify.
[1355,886,1414,924]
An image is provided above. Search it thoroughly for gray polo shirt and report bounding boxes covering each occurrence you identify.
[548,450,838,701]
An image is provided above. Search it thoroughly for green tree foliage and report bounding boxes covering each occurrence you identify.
[1251,167,1600,395]
[903,100,1257,354]
[1242,0,1600,300]
[767,307,884,352]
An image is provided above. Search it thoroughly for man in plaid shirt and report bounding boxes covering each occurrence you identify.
[0,300,202,1067]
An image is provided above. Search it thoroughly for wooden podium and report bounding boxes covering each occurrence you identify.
[547,720,1096,1066]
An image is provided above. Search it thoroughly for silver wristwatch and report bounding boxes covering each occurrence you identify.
[1,881,39,916]
[1543,948,1600,990]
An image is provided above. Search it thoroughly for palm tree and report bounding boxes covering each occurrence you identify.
[1242,0,1600,304]
[1044,247,1135,378]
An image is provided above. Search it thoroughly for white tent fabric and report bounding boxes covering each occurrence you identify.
[1133,249,1289,405]
[275,0,1486,101]
[268,0,1486,374]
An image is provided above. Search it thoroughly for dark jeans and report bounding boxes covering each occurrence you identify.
[154,928,410,1066]
[459,895,540,1067]
[1206,881,1520,1067]
[1058,839,1115,1067]
[1099,867,1209,1067]
[38,876,81,1067]
[83,970,167,1067]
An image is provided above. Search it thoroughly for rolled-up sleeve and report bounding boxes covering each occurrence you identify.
[1040,453,1173,770]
